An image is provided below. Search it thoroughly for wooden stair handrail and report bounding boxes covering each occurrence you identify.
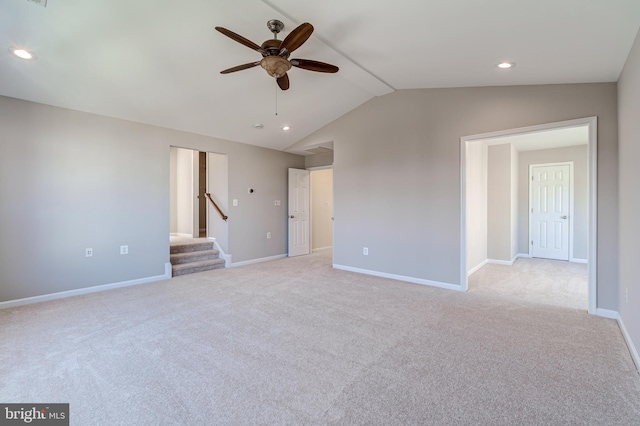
[204,193,228,222]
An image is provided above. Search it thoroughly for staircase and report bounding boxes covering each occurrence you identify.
[170,240,225,277]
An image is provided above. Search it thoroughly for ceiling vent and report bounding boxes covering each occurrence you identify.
[27,0,47,7]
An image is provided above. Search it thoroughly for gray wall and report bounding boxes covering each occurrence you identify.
[305,151,334,169]
[518,146,588,259]
[487,144,513,261]
[0,96,304,303]
[296,83,618,310]
[618,29,640,365]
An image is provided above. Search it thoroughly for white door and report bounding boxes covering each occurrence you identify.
[288,168,310,257]
[530,164,570,260]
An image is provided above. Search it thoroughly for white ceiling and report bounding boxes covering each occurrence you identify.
[1,0,638,154]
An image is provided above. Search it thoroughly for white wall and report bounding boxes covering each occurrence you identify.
[176,147,194,236]
[517,146,588,259]
[0,96,304,303]
[466,142,487,271]
[293,83,619,309]
[169,148,178,234]
[618,28,640,368]
[311,169,333,250]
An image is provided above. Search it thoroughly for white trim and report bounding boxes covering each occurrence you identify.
[333,264,463,292]
[467,259,488,276]
[306,165,333,171]
[0,263,172,310]
[460,116,598,315]
[460,135,468,290]
[618,315,640,372]
[231,254,287,268]
[487,257,518,266]
[587,117,598,315]
[517,253,532,258]
[595,308,618,320]
[570,258,588,264]
[313,246,333,252]
[528,161,574,262]
[209,237,231,267]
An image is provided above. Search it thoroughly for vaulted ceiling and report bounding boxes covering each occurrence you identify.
[1,0,639,154]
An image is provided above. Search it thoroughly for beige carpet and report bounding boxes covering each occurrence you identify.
[469,257,588,310]
[1,250,638,425]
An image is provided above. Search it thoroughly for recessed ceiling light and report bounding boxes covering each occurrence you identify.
[9,47,36,60]
[254,123,264,129]
[282,126,291,131]
[497,62,515,69]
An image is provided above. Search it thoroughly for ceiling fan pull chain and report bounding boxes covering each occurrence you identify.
[275,80,278,116]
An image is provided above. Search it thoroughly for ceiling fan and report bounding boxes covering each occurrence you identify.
[215,19,339,91]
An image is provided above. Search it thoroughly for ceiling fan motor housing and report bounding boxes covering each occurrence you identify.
[260,56,291,78]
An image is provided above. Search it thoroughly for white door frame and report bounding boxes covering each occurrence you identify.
[528,162,574,261]
[460,116,597,315]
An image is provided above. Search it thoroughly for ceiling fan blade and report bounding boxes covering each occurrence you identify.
[220,62,260,74]
[215,27,264,53]
[290,59,339,73]
[279,23,314,55]
[277,73,290,91]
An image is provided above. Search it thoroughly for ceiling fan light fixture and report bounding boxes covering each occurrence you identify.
[497,61,515,69]
[260,56,291,78]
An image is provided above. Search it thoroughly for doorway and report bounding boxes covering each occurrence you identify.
[310,168,333,253]
[460,117,597,314]
[287,167,334,258]
[169,147,229,258]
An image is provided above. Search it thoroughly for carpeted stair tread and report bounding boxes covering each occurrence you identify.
[170,249,220,265]
[170,241,215,254]
[172,258,226,276]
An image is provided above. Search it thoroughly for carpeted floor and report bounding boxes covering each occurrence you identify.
[469,257,588,310]
[1,250,638,425]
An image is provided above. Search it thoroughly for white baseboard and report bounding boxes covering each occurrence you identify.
[312,246,333,253]
[172,233,193,238]
[231,254,287,268]
[0,263,172,310]
[487,257,517,266]
[209,237,231,267]
[467,260,488,277]
[570,258,588,264]
[517,253,532,259]
[332,264,463,292]
[595,308,619,320]
[618,315,640,373]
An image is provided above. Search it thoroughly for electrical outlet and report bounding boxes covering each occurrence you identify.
[267,232,272,239]
[232,199,238,207]
[275,200,281,206]
[363,247,368,255]
[120,245,128,255]
[85,248,93,257]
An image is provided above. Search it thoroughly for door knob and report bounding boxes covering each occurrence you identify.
[290,215,294,219]
[561,215,567,219]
